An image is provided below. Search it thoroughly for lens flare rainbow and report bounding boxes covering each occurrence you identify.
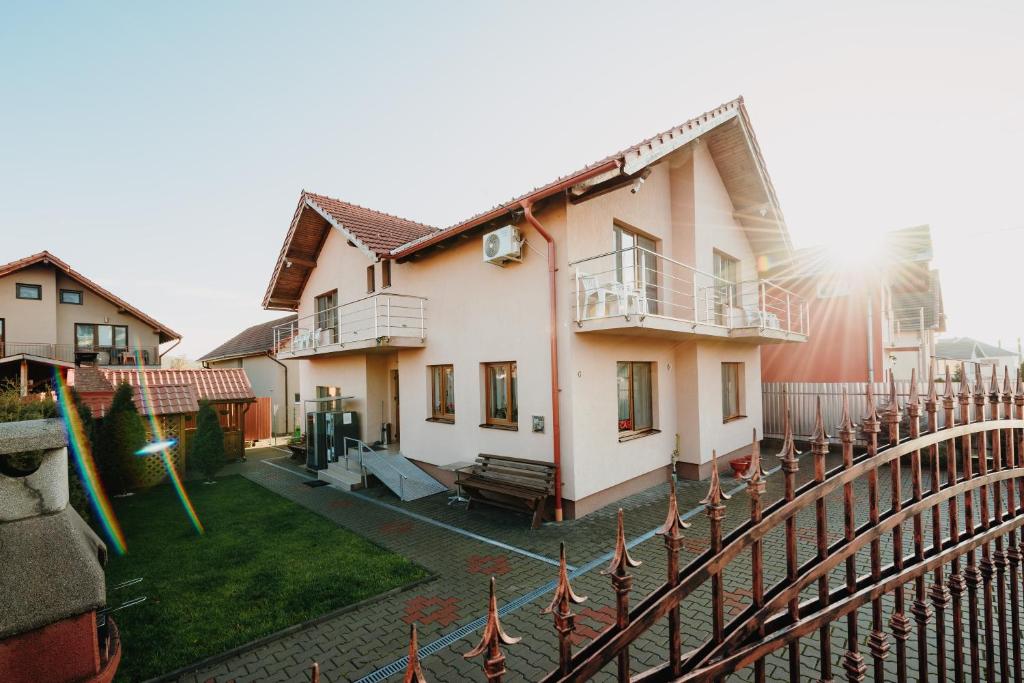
[54,371,127,555]
[131,354,205,535]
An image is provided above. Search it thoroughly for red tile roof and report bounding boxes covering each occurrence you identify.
[304,193,437,257]
[72,367,201,417]
[101,368,255,402]
[0,251,181,342]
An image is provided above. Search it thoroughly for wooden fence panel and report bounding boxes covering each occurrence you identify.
[244,396,272,442]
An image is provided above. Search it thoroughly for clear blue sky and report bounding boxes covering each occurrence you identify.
[2,1,1022,358]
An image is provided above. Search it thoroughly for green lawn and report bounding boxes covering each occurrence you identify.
[105,475,429,682]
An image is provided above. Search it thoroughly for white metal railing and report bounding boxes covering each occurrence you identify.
[273,292,427,355]
[570,246,809,335]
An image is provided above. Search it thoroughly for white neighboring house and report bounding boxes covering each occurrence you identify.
[936,337,1021,385]
[199,315,300,436]
[262,97,810,518]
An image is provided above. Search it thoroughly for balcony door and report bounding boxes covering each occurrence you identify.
[0,318,4,356]
[315,290,338,344]
[712,250,739,325]
[614,225,658,314]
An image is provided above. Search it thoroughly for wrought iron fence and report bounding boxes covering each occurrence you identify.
[383,361,1024,682]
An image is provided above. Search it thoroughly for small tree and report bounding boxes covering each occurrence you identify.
[95,382,146,494]
[191,401,225,482]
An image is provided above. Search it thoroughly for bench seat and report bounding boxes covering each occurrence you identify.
[456,454,556,529]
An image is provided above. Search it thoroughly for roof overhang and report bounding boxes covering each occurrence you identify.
[0,251,181,343]
[391,97,793,263]
[262,195,381,311]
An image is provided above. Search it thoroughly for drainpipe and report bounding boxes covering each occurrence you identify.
[267,351,289,435]
[866,295,875,383]
[158,338,181,364]
[520,200,564,522]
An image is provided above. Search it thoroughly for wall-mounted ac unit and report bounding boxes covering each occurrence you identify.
[482,225,523,266]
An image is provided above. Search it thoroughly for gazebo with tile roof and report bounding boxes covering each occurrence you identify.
[72,367,255,483]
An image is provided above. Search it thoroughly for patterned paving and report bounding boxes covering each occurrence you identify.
[176,444,1007,682]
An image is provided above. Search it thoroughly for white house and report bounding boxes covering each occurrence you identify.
[262,97,808,519]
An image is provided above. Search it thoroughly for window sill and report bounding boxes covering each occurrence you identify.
[723,415,747,424]
[479,423,518,432]
[618,428,661,443]
[426,417,455,425]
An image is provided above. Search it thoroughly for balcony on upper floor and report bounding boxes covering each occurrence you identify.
[273,292,427,359]
[570,246,809,343]
[0,341,162,367]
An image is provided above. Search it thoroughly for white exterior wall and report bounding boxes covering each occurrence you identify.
[210,355,300,435]
[291,141,770,511]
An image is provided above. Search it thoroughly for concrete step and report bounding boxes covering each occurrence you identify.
[317,462,364,491]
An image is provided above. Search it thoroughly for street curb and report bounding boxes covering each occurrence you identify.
[143,572,437,683]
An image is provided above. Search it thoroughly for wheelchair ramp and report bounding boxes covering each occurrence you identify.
[360,449,448,501]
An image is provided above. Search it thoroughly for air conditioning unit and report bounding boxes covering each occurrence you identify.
[482,225,523,266]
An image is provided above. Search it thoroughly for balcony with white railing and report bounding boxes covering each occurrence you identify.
[570,247,809,343]
[273,292,427,359]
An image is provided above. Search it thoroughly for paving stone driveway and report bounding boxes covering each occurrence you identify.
[178,445,976,682]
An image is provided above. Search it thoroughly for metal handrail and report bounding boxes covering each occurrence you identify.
[273,292,428,354]
[342,436,408,496]
[571,246,809,335]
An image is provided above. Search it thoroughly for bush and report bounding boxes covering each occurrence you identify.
[191,402,225,482]
[94,382,146,494]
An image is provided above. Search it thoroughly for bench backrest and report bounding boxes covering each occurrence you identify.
[470,454,555,493]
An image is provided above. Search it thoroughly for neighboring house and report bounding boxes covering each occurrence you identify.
[0,251,180,395]
[935,337,1021,384]
[263,97,808,518]
[761,225,945,383]
[198,315,300,436]
[72,366,256,468]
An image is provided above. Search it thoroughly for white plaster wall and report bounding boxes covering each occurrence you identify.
[289,140,771,504]
[54,272,162,351]
[0,265,57,343]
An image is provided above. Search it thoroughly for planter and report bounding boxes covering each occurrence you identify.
[729,456,751,478]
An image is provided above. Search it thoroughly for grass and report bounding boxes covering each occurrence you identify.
[105,475,429,682]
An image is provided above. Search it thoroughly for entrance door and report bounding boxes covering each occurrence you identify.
[391,369,400,441]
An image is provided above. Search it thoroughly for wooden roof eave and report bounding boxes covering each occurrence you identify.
[263,196,381,311]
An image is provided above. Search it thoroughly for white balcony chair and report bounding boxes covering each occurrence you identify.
[577,273,617,319]
[742,306,781,329]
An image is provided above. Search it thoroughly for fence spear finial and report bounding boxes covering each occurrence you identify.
[778,388,801,465]
[605,508,641,576]
[657,476,691,539]
[545,542,586,617]
[907,368,919,406]
[701,450,731,510]
[810,396,829,444]
[1017,368,1024,400]
[991,363,1001,398]
[960,363,972,400]
[403,624,427,683]
[863,379,881,433]
[465,577,520,680]
[927,361,938,406]
[944,365,955,400]
[1004,366,1012,396]
[839,387,855,436]
[743,427,768,488]
[974,362,987,397]
[885,370,902,417]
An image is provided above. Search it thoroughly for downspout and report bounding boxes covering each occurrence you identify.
[267,351,289,435]
[520,200,564,522]
[158,338,181,364]
[866,295,875,383]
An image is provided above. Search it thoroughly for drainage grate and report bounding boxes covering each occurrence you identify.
[303,480,330,488]
[353,467,782,682]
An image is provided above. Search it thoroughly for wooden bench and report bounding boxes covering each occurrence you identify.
[456,454,556,529]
